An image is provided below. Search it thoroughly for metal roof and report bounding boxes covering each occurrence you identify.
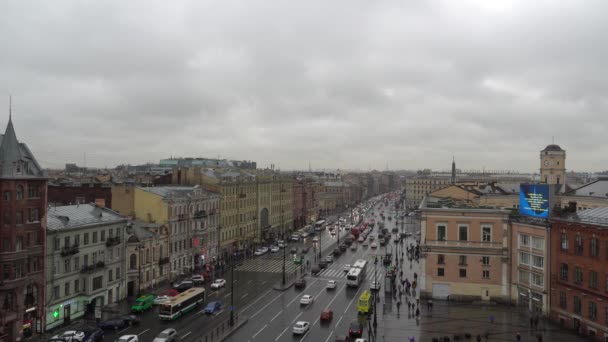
[47,204,126,231]
[566,179,608,198]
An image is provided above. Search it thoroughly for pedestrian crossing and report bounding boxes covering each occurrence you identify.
[234,258,300,274]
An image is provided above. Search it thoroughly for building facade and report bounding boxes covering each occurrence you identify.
[420,199,511,303]
[0,117,47,341]
[45,204,127,331]
[540,144,566,185]
[48,182,112,208]
[550,208,608,340]
[125,220,169,295]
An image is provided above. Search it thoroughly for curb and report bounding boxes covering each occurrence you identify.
[218,318,248,342]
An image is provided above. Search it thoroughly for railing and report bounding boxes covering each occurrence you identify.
[424,239,503,248]
[80,261,106,273]
[60,245,80,257]
[106,236,120,247]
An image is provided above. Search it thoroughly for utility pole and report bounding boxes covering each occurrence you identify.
[282,209,286,285]
[230,253,235,326]
[373,255,378,337]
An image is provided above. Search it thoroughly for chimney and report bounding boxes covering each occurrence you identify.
[95,198,106,208]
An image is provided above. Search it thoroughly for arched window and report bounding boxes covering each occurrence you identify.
[129,254,137,270]
[16,185,24,200]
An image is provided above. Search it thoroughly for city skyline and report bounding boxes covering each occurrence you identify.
[1,1,607,171]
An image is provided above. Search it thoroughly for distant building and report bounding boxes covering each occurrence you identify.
[160,157,256,170]
[48,182,112,208]
[540,144,566,185]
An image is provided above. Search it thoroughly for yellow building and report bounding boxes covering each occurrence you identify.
[539,144,566,185]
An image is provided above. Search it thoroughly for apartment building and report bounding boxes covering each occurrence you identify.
[45,204,127,330]
[125,220,169,295]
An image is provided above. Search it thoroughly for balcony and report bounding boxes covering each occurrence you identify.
[424,239,503,251]
[193,210,208,220]
[80,261,106,273]
[159,257,170,265]
[61,244,80,257]
[106,236,120,247]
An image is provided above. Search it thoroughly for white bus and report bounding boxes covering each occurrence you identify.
[159,287,206,320]
[346,259,368,287]
[314,220,327,231]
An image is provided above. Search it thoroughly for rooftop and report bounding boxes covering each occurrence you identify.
[565,179,608,198]
[0,117,45,178]
[47,204,126,231]
[556,207,608,227]
[542,144,564,152]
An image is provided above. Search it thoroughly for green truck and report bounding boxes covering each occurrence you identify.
[131,294,154,313]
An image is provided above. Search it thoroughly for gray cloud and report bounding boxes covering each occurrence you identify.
[1,0,607,172]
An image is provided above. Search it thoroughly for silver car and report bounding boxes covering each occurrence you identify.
[153,328,177,342]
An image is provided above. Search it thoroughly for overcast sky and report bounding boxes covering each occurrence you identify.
[1,0,607,172]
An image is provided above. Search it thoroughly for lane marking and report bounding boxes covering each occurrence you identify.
[242,289,272,313]
[251,291,283,318]
[215,309,224,316]
[270,310,283,322]
[137,328,149,336]
[275,312,303,341]
[117,327,129,335]
[299,328,311,342]
[252,324,267,339]
[224,293,231,299]
[181,331,192,339]
[241,293,249,299]
[324,330,335,342]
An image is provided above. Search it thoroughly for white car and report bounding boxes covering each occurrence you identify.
[326,280,337,289]
[371,242,377,249]
[153,328,177,342]
[291,234,300,242]
[370,281,381,291]
[292,321,310,335]
[254,249,264,256]
[154,295,170,305]
[211,279,226,289]
[115,335,138,342]
[300,232,309,238]
[52,331,85,342]
[300,294,314,305]
[260,247,269,254]
[270,246,280,253]
[343,264,351,272]
[278,242,286,248]
[312,237,319,242]
[355,339,368,342]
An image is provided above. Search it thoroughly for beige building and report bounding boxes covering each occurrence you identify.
[420,197,511,303]
[510,218,550,315]
[125,220,169,294]
[540,144,566,185]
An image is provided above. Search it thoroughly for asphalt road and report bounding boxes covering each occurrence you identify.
[99,206,377,342]
[225,199,415,342]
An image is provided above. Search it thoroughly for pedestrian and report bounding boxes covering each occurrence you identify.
[476,334,482,342]
[415,307,420,317]
[516,332,521,341]
[536,334,543,342]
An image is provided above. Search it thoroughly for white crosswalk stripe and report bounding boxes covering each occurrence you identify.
[235,258,299,274]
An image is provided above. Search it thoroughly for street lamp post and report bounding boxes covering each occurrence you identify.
[282,231,287,285]
[373,256,378,336]
[337,216,340,246]
[230,253,235,326]
[318,212,323,259]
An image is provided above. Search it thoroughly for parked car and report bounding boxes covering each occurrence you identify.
[292,321,310,335]
[80,326,104,342]
[343,264,351,272]
[370,281,381,291]
[325,255,333,263]
[311,266,321,275]
[370,242,377,249]
[131,294,154,313]
[270,246,280,253]
[333,248,341,256]
[191,274,205,285]
[290,234,301,242]
[362,241,369,247]
[120,315,141,326]
[312,237,319,242]
[290,247,298,254]
[173,280,193,293]
[152,328,177,342]
[320,309,333,322]
[254,248,265,256]
[211,279,226,289]
[339,244,347,252]
[350,244,357,251]
[51,330,85,342]
[154,295,170,305]
[300,294,314,305]
[115,335,138,342]
[318,261,328,269]
[98,318,126,331]
[326,280,337,289]
[204,301,222,314]
[260,247,269,254]
[349,321,364,337]
[294,278,307,289]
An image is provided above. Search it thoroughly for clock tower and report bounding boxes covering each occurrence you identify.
[540,144,566,185]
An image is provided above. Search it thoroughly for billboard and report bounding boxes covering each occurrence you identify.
[519,184,552,218]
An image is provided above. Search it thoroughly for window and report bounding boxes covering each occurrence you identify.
[116,267,121,279]
[64,259,70,273]
[101,230,106,241]
[560,263,568,281]
[28,208,39,222]
[3,212,10,226]
[559,292,567,309]
[84,233,89,245]
[53,237,60,251]
[64,282,70,296]
[589,301,597,320]
[574,296,581,314]
[92,276,103,291]
[482,256,490,265]
[574,267,583,284]
[15,211,22,225]
[459,255,467,266]
[575,235,583,255]
[74,257,79,270]
[15,237,22,251]
[531,273,544,287]
[519,252,530,265]
[482,226,491,242]
[437,254,445,264]
[3,191,10,201]
[560,233,568,251]
[74,279,79,293]
[519,269,530,283]
[53,286,59,299]
[108,269,113,282]
[437,268,445,276]
[532,255,544,269]
[482,270,490,279]
[74,234,79,246]
[590,271,598,289]
[64,236,70,247]
[28,185,39,198]
[459,269,467,277]
[92,232,97,243]
[532,236,545,250]
[458,225,468,241]
[16,185,23,200]
[591,238,599,257]
[83,254,88,267]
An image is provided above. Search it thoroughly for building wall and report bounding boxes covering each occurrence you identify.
[549,219,608,339]
[111,184,135,217]
[48,184,112,208]
[133,188,168,224]
[540,149,566,185]
[510,221,550,315]
[478,195,519,209]
[560,195,608,211]
[126,226,169,293]
[405,177,451,207]
[421,208,510,303]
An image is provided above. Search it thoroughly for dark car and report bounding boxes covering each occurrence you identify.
[311,266,321,275]
[318,261,328,269]
[339,244,347,252]
[294,278,307,289]
[348,321,363,337]
[120,314,141,326]
[204,301,222,314]
[98,318,127,331]
[333,248,341,256]
[174,280,194,293]
[290,247,298,254]
[301,247,310,254]
[81,326,104,342]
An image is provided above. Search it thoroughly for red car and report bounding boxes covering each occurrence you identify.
[320,309,333,322]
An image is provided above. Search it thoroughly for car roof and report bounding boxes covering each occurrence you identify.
[161,328,176,333]
[295,321,308,325]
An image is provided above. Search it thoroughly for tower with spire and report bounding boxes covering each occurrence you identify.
[451,157,456,184]
[0,98,47,340]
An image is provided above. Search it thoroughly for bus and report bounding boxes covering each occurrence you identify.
[314,220,326,231]
[346,259,368,287]
[159,287,206,320]
[357,290,372,314]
